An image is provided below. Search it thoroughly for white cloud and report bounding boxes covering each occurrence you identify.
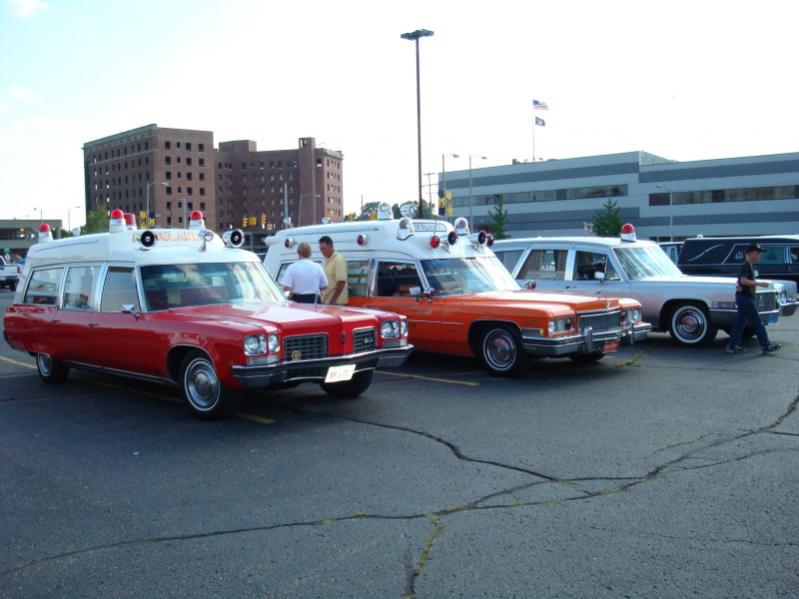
[0,104,10,113]
[10,85,34,99]
[8,0,49,17]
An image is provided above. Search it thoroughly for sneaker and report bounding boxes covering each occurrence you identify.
[762,343,781,354]
[725,346,745,354]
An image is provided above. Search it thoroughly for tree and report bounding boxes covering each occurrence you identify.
[486,194,509,240]
[591,199,623,237]
[81,205,109,234]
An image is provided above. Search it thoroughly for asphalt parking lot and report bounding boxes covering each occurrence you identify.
[1,288,797,598]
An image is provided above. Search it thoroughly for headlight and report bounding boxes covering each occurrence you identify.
[548,317,573,334]
[400,319,408,337]
[244,334,267,355]
[267,333,280,353]
[627,308,641,323]
[381,320,401,339]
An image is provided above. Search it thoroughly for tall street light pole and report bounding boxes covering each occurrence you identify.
[401,28,434,219]
[146,181,170,227]
[440,153,459,220]
[67,205,81,232]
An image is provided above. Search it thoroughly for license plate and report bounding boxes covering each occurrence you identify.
[603,340,620,353]
[324,364,356,383]
[768,313,780,325]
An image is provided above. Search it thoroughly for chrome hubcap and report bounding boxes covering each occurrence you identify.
[484,330,517,371]
[675,308,706,341]
[185,359,220,411]
[37,353,53,376]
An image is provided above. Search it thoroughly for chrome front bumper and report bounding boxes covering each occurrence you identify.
[779,300,799,317]
[621,322,653,345]
[522,326,627,357]
[231,344,414,388]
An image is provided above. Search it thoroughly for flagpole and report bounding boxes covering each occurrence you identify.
[532,116,536,162]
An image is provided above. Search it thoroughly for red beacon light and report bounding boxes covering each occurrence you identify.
[620,223,637,242]
[124,213,137,231]
[38,223,53,243]
[109,208,126,233]
[430,235,441,249]
[356,234,369,246]
[189,210,206,230]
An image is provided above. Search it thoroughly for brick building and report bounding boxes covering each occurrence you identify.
[83,125,343,233]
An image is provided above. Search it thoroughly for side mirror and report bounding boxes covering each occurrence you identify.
[121,304,141,318]
[594,271,606,282]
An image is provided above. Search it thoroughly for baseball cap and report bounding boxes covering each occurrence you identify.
[746,242,764,253]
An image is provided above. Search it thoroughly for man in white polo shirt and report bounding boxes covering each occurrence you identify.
[279,242,328,304]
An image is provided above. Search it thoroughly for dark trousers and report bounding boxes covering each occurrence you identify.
[292,293,321,304]
[728,293,769,349]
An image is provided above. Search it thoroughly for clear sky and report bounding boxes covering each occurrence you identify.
[1,0,798,228]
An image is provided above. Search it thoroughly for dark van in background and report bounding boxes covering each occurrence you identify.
[678,235,799,283]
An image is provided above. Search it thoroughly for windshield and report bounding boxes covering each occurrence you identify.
[140,261,284,310]
[613,246,683,280]
[421,257,520,295]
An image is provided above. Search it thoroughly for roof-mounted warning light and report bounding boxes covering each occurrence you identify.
[109,208,126,233]
[377,202,393,220]
[223,229,245,248]
[430,235,441,249]
[124,213,137,231]
[38,223,53,243]
[357,234,369,246]
[397,217,414,240]
[447,231,458,245]
[189,210,206,230]
[284,237,296,249]
[454,217,470,236]
[620,223,636,242]
[140,230,156,249]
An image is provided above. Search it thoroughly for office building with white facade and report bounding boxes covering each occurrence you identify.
[442,151,799,240]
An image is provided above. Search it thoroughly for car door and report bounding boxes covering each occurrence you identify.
[55,264,103,364]
[565,248,631,298]
[13,266,64,354]
[514,247,570,292]
[89,265,162,376]
[789,245,799,278]
[355,259,442,350]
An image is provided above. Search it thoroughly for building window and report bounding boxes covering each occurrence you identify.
[648,193,670,206]
[186,173,192,181]
[177,156,181,164]
[199,173,205,181]
[177,172,182,179]
[198,158,204,166]
[186,142,192,151]
[187,187,193,196]
[199,143,205,152]
[176,141,181,148]
[165,156,171,165]
[166,171,172,180]
[165,141,171,150]
[199,187,205,196]
[186,157,192,166]
[166,187,172,195]
[166,201,172,210]
[167,216,172,225]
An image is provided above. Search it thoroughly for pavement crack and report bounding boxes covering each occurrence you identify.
[403,514,444,599]
[275,403,558,482]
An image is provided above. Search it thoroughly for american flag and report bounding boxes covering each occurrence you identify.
[532,99,549,110]
[535,116,546,127]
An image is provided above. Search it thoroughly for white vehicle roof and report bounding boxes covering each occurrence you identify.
[492,235,658,250]
[25,226,257,270]
[266,218,496,262]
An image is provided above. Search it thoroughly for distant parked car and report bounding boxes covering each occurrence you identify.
[0,255,21,291]
[678,235,799,283]
[492,225,796,347]
[659,241,684,264]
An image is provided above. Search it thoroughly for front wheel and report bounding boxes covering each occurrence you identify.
[321,370,374,399]
[480,326,523,377]
[180,352,240,419]
[36,352,69,383]
[669,303,717,347]
[569,351,605,364]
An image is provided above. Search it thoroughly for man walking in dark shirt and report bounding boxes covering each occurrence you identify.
[726,243,781,354]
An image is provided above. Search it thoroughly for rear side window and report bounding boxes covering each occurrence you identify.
[494,249,523,273]
[519,249,568,281]
[725,244,785,265]
[63,266,101,311]
[376,262,422,297]
[347,260,369,297]
[24,268,63,305]
[790,247,799,264]
[101,267,140,312]
[573,251,620,281]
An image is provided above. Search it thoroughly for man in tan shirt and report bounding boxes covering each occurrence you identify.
[319,235,348,305]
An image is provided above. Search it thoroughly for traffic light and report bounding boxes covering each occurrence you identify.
[241,215,248,228]
[261,213,267,229]
[248,216,257,227]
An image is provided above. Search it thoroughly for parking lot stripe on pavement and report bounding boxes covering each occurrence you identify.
[0,355,36,370]
[376,370,480,387]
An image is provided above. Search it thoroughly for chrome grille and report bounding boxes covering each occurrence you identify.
[284,334,328,361]
[756,292,777,312]
[353,328,377,353]
[578,310,621,334]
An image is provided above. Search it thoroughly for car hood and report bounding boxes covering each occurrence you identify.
[169,302,385,333]
[444,291,623,314]
[639,274,776,290]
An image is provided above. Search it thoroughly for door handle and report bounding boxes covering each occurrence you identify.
[88,323,100,328]
[51,319,61,324]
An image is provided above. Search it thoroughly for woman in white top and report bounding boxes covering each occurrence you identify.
[279,242,328,304]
